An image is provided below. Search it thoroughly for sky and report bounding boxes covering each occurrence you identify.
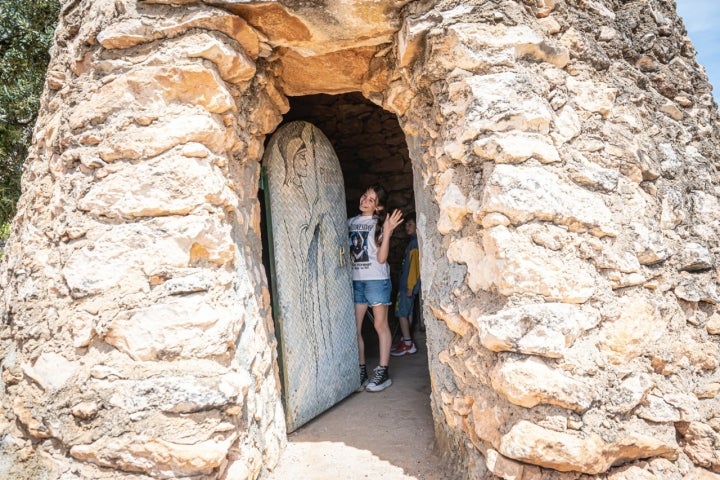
[675,0,720,99]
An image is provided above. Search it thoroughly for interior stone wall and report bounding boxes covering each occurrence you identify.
[1,0,719,479]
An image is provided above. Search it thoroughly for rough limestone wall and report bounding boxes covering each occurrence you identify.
[387,0,720,478]
[0,0,287,478]
[3,0,720,478]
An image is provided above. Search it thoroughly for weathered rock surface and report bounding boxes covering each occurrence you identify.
[1,0,719,479]
[499,421,678,475]
[490,355,596,412]
[472,303,599,358]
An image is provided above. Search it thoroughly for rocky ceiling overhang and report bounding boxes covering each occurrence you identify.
[138,0,410,95]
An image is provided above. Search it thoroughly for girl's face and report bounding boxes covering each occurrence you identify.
[359,189,381,215]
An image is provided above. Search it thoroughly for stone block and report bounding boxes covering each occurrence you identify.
[397,11,440,68]
[566,77,617,117]
[486,449,524,480]
[499,421,677,474]
[678,242,714,272]
[98,371,250,414]
[608,373,654,414]
[608,466,658,479]
[447,226,597,303]
[707,314,720,335]
[70,432,237,477]
[474,303,598,358]
[598,293,666,364]
[79,150,237,218]
[499,420,607,473]
[69,64,236,131]
[490,356,595,412]
[62,215,236,298]
[480,164,615,237]
[473,132,560,164]
[443,72,553,137]
[22,352,79,392]
[684,468,720,480]
[105,296,243,361]
[97,9,260,58]
[676,422,720,473]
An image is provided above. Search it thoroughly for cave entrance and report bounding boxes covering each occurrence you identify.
[260,93,433,470]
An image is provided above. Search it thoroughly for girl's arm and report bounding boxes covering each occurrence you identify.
[377,209,403,264]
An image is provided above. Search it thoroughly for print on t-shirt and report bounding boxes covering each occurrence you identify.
[348,215,388,280]
[350,231,369,263]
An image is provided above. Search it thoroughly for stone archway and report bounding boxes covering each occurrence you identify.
[262,92,425,424]
[2,1,720,480]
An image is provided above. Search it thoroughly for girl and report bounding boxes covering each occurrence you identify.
[347,184,403,392]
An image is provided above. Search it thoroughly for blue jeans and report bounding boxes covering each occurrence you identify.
[353,279,392,306]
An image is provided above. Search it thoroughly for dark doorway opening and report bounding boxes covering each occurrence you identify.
[261,93,442,479]
[279,93,421,339]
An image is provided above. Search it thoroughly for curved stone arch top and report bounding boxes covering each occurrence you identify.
[1,0,720,479]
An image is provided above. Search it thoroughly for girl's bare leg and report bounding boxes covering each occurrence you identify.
[371,303,391,366]
[354,303,368,364]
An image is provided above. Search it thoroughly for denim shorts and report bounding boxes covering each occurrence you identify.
[353,279,392,306]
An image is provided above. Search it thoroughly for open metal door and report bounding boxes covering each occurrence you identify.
[262,121,358,432]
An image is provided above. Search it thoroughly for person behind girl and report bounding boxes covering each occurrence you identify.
[347,184,403,392]
[391,212,420,356]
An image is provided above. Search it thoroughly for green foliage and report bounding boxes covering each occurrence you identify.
[0,0,59,224]
[0,222,10,240]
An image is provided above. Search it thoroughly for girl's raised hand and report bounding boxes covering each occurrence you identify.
[386,209,404,233]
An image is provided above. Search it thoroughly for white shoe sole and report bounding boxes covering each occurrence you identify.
[366,379,392,392]
[391,347,417,356]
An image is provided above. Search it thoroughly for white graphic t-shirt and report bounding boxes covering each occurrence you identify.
[347,215,390,281]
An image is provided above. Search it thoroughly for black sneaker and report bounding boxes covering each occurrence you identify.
[366,366,392,392]
[357,364,369,392]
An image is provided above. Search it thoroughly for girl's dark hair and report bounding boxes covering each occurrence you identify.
[369,183,389,243]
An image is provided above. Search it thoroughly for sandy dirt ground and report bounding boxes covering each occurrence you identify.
[264,331,453,480]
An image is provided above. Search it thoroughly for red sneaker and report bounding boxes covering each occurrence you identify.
[391,340,417,356]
